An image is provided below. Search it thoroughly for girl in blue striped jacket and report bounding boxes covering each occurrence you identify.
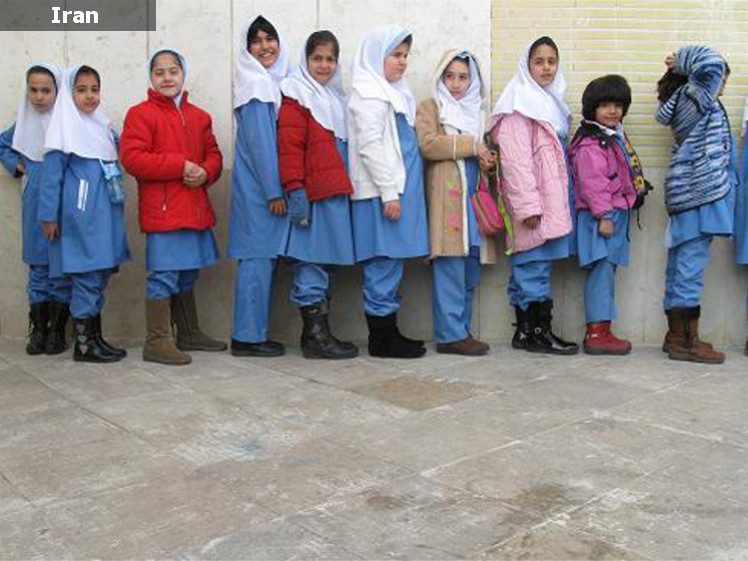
[656,45,735,364]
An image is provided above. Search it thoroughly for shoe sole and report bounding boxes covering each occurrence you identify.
[526,346,579,356]
[302,349,360,360]
[584,347,631,356]
[74,356,123,363]
[436,347,488,356]
[177,344,228,352]
[668,352,724,364]
[368,349,427,359]
[231,349,285,358]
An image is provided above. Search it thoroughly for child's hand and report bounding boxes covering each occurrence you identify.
[477,145,497,171]
[42,221,59,241]
[523,215,541,229]
[183,161,207,187]
[664,52,676,70]
[383,200,401,221]
[269,197,287,216]
[15,163,25,176]
[598,218,613,238]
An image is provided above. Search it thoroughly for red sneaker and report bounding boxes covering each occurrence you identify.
[584,322,632,355]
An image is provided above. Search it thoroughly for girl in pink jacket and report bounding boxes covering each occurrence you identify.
[489,37,578,355]
[569,75,638,355]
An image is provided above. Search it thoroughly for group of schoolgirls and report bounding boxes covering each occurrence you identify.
[1,18,746,367]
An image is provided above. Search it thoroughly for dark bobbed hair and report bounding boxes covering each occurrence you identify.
[528,36,559,60]
[74,65,100,87]
[247,16,278,48]
[656,69,688,103]
[150,50,183,72]
[582,74,632,121]
[305,30,340,60]
[26,66,57,91]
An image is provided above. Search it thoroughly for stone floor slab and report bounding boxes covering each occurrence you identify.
[351,375,484,411]
[0,365,72,417]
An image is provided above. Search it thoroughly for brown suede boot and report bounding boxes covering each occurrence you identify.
[667,307,724,364]
[663,308,714,354]
[143,298,191,365]
[436,336,489,356]
[171,290,227,352]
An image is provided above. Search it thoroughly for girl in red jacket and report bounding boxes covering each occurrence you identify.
[120,49,226,365]
[277,31,358,359]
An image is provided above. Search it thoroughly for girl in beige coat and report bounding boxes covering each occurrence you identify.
[416,50,497,355]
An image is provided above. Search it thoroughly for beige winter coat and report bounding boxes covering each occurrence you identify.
[415,50,498,263]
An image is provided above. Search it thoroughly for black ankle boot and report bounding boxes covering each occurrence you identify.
[511,305,530,350]
[300,301,359,359]
[26,302,49,355]
[45,300,69,355]
[526,300,579,355]
[73,317,123,363]
[365,313,426,359]
[93,315,127,359]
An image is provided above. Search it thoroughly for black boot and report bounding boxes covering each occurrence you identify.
[526,300,579,355]
[300,301,359,359]
[366,313,426,359]
[45,300,70,355]
[511,306,530,350]
[26,302,49,355]
[73,317,123,363]
[93,315,127,359]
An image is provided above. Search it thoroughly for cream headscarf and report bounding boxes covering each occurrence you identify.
[11,63,62,162]
[433,50,485,137]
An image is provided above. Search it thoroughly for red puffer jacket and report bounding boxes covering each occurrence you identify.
[277,96,353,201]
[120,89,223,233]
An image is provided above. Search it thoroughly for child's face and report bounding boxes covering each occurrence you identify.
[529,44,558,88]
[383,42,410,83]
[594,101,623,128]
[442,59,470,100]
[307,43,337,86]
[249,30,280,69]
[26,72,56,113]
[150,53,184,98]
[72,73,100,115]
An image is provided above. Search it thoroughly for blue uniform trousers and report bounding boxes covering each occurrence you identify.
[432,255,480,343]
[508,260,553,311]
[70,269,112,319]
[28,265,71,305]
[146,269,199,299]
[585,260,617,323]
[232,258,276,343]
[362,257,404,317]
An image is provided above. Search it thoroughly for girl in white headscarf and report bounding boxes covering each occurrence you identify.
[228,15,289,358]
[0,63,72,356]
[120,48,226,366]
[38,64,131,363]
[488,36,578,356]
[276,30,358,360]
[415,50,496,357]
[347,25,429,359]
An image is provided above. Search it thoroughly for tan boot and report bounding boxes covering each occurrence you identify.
[171,290,227,352]
[663,308,714,354]
[143,298,191,365]
[667,307,724,364]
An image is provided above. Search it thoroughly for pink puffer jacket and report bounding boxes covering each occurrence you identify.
[491,111,572,253]
[569,134,636,218]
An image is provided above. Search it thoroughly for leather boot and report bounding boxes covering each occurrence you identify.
[45,300,70,355]
[583,322,631,355]
[511,306,531,350]
[300,301,359,359]
[526,300,579,355]
[26,302,49,355]
[663,308,713,354]
[143,298,191,365]
[230,339,285,357]
[93,315,126,359]
[73,317,122,363]
[366,313,426,359]
[171,290,227,352]
[667,307,724,364]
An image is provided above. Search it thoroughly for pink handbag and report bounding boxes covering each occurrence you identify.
[471,166,504,237]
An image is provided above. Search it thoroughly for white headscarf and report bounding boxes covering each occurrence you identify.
[350,25,416,125]
[434,51,485,137]
[44,65,118,161]
[281,40,347,140]
[147,48,189,107]
[233,16,289,113]
[11,63,62,162]
[489,40,571,135]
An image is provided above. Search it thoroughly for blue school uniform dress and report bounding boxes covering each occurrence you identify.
[1,126,72,306]
[507,132,575,311]
[38,151,130,318]
[432,157,482,343]
[351,113,429,316]
[228,100,289,343]
[146,230,218,298]
[280,138,355,306]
